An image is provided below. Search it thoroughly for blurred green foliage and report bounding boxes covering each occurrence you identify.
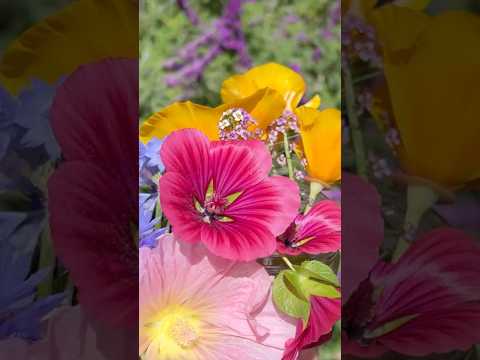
[140,0,340,120]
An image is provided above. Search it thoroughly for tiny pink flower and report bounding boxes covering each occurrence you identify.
[277,200,341,256]
[160,128,300,261]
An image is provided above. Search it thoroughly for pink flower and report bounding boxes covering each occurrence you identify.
[48,59,138,329]
[159,128,300,261]
[343,228,480,357]
[341,172,383,303]
[276,200,341,256]
[283,297,341,360]
[139,234,296,359]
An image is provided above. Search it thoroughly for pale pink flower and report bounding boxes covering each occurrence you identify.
[139,234,296,359]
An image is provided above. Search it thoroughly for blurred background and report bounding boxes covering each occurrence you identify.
[0,0,72,56]
[140,0,341,121]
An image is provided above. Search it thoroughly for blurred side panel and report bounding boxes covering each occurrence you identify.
[0,1,138,359]
[341,0,480,359]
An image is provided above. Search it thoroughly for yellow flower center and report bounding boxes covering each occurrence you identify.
[168,318,199,349]
[143,305,202,358]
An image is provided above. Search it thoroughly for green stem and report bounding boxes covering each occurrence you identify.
[37,225,54,298]
[283,133,294,180]
[282,256,296,272]
[391,185,439,262]
[343,63,368,179]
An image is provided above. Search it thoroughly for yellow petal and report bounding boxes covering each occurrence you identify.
[0,0,138,95]
[140,88,285,143]
[373,8,480,188]
[221,63,305,110]
[298,107,341,185]
[302,95,321,110]
[140,101,221,143]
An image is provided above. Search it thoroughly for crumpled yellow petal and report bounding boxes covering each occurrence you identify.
[140,88,285,143]
[300,95,321,110]
[297,107,341,185]
[372,7,480,189]
[0,0,138,95]
[221,63,305,110]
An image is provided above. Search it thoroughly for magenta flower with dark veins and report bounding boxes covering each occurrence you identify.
[277,200,341,256]
[159,128,300,261]
[343,228,480,358]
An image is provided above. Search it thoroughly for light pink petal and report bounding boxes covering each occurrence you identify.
[140,235,296,358]
[210,140,272,196]
[160,128,211,201]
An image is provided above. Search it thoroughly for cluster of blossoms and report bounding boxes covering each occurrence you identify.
[218,107,263,140]
[342,14,382,67]
[267,110,299,146]
[139,62,342,359]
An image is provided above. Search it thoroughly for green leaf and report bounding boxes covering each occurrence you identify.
[272,271,310,322]
[299,260,340,287]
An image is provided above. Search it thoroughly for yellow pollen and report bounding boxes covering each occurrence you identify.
[168,318,199,349]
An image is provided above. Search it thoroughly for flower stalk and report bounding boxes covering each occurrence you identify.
[343,62,368,179]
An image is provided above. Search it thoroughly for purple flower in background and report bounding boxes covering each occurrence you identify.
[164,0,252,91]
[139,194,165,249]
[14,79,61,160]
[0,239,64,341]
[0,86,20,161]
[139,137,164,187]
[176,0,199,25]
[142,137,164,170]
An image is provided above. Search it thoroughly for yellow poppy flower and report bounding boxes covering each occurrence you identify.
[0,0,138,95]
[371,6,480,190]
[296,107,341,185]
[220,62,318,111]
[140,88,285,143]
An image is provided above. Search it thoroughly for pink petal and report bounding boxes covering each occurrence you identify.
[48,162,137,328]
[226,176,300,237]
[140,235,296,358]
[210,140,272,196]
[160,128,211,201]
[159,172,203,244]
[346,228,480,357]
[342,172,383,303]
[200,218,277,261]
[283,297,341,360]
[278,200,341,256]
[50,59,137,175]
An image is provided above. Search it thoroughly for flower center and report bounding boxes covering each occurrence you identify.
[195,196,232,224]
[168,318,199,349]
[218,107,262,140]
